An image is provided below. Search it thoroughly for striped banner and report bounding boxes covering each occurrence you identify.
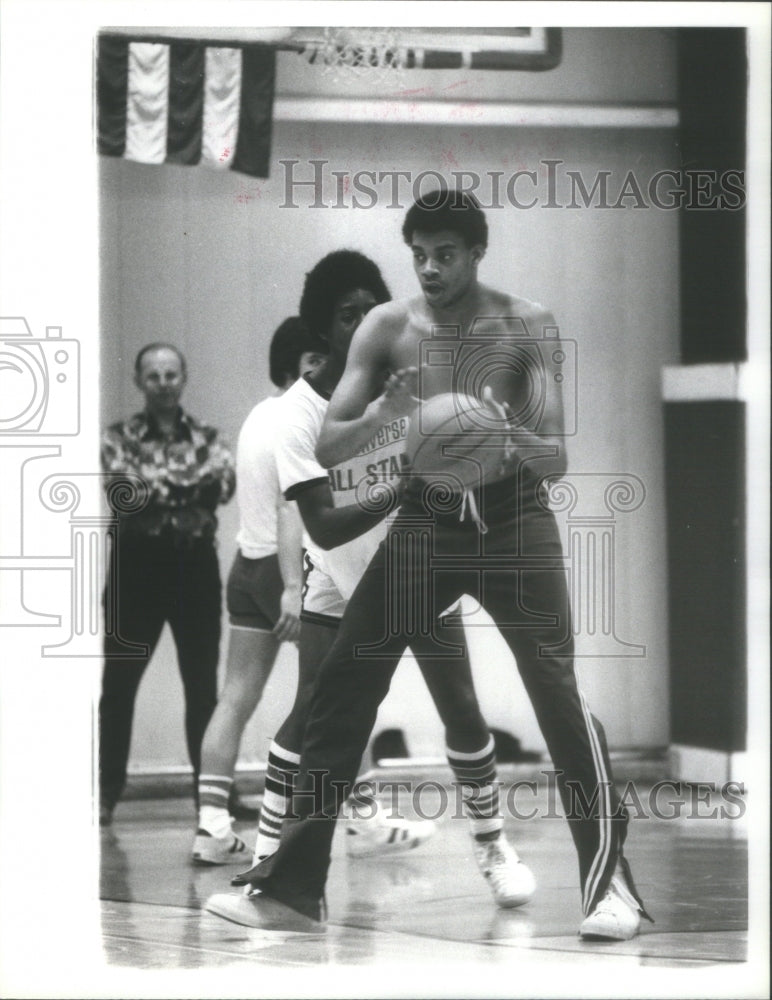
[97,35,275,178]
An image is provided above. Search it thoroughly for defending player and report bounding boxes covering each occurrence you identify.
[192,319,325,863]
[206,250,535,923]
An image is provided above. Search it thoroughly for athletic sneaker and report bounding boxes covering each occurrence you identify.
[206,891,326,927]
[579,877,641,941]
[192,828,251,866]
[345,813,436,857]
[230,859,265,887]
[473,834,536,908]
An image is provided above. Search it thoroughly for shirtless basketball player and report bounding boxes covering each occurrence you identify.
[210,189,651,941]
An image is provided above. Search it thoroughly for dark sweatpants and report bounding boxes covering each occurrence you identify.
[247,472,641,920]
[99,532,221,809]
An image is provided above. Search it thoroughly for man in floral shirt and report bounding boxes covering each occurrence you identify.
[99,343,235,825]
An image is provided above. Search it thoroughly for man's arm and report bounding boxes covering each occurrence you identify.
[191,428,236,507]
[495,413,568,480]
[294,481,392,551]
[273,498,303,643]
[100,425,165,505]
[491,308,569,480]
[315,308,417,468]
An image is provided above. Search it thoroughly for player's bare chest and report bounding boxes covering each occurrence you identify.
[395,317,539,400]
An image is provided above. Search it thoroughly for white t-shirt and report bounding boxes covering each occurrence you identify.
[234,395,285,559]
[275,376,410,600]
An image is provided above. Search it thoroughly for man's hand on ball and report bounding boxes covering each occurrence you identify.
[374,367,420,420]
[482,386,518,475]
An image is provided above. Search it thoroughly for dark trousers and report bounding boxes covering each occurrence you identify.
[99,533,221,808]
[248,474,641,920]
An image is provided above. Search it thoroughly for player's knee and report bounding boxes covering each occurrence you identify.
[216,685,260,725]
[287,693,323,744]
[281,675,319,736]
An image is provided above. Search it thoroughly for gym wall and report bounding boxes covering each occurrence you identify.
[99,28,679,778]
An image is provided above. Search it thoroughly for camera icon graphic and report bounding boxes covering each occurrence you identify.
[0,317,80,435]
[418,317,577,437]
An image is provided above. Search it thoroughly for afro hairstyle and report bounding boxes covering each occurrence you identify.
[402,187,488,249]
[299,250,391,342]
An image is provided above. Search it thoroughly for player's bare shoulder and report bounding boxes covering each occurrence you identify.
[349,300,408,368]
[366,299,410,328]
[362,298,422,368]
[359,300,411,345]
[482,287,556,339]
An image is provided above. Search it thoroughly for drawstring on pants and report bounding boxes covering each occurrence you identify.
[460,489,488,534]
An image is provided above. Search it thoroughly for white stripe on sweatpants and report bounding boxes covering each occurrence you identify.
[125,42,169,164]
[201,47,242,169]
[579,691,612,914]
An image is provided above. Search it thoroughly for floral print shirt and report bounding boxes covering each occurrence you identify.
[101,408,235,541]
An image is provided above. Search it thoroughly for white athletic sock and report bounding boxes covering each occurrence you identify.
[198,774,233,837]
[253,742,300,863]
[446,736,503,840]
[199,804,233,838]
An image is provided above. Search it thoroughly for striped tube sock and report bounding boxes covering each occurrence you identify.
[253,742,300,863]
[198,774,233,837]
[446,736,503,841]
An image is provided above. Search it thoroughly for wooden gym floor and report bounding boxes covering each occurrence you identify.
[94,777,764,998]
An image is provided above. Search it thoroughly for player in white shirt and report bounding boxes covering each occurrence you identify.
[207,252,535,920]
[192,319,326,864]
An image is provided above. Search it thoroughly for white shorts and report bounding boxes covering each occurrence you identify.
[300,550,462,629]
[300,552,346,627]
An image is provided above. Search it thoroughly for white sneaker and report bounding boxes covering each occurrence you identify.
[345,812,436,857]
[205,891,324,929]
[473,835,536,908]
[192,828,251,865]
[579,877,641,940]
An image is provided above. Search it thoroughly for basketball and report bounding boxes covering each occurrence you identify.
[406,392,510,490]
